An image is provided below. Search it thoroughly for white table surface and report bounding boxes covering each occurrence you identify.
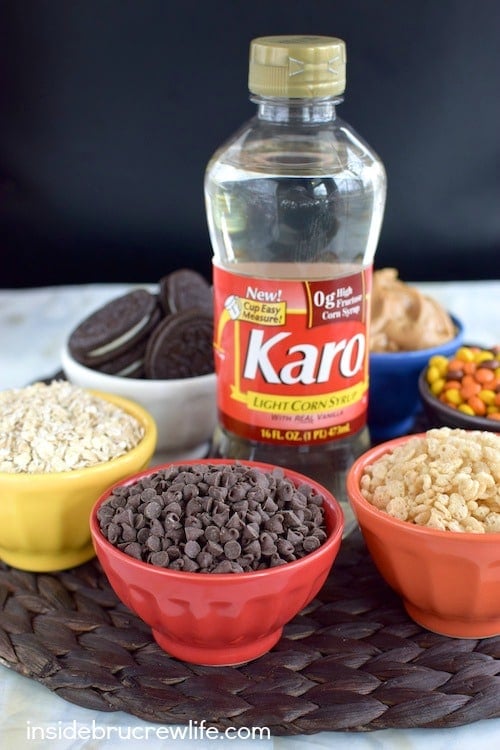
[0,280,499,750]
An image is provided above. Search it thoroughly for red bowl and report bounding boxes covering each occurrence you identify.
[90,459,344,665]
[347,433,500,638]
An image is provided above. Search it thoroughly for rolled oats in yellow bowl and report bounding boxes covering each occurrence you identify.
[0,381,157,571]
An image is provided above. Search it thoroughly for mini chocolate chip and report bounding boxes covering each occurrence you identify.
[164,500,182,516]
[290,495,307,510]
[213,560,234,573]
[262,496,278,512]
[127,493,142,508]
[112,486,130,497]
[149,518,165,537]
[149,551,170,567]
[196,551,213,569]
[246,509,262,525]
[248,487,266,505]
[164,514,181,531]
[220,527,239,544]
[282,510,303,528]
[137,527,150,544]
[228,485,248,502]
[204,525,220,542]
[205,540,223,556]
[183,484,199,501]
[239,553,256,569]
[97,505,115,523]
[265,516,284,534]
[128,485,143,495]
[198,511,212,527]
[205,470,223,486]
[182,556,199,572]
[164,489,183,505]
[110,494,127,508]
[185,498,203,515]
[260,532,277,556]
[185,526,205,542]
[140,487,159,503]
[209,486,228,502]
[166,545,181,560]
[311,492,324,506]
[177,470,198,483]
[169,528,184,543]
[212,511,229,528]
[229,561,245,573]
[242,522,259,540]
[144,501,162,519]
[146,535,161,552]
[303,536,321,552]
[276,482,294,504]
[223,540,241,559]
[133,513,146,530]
[277,539,295,556]
[244,539,261,558]
[286,529,304,547]
[185,515,203,529]
[107,522,120,544]
[185,540,201,559]
[123,542,142,560]
[201,496,214,512]
[121,523,137,542]
[232,499,249,514]
[227,512,244,530]
[270,554,286,567]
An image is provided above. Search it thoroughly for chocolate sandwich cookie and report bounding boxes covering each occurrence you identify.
[96,336,148,378]
[69,289,161,367]
[144,309,214,379]
[159,269,213,316]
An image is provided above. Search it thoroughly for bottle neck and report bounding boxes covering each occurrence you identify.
[251,95,343,124]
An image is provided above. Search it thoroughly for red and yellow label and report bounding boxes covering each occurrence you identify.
[213,264,371,446]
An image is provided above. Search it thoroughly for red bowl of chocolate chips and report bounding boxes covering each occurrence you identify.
[90,459,344,665]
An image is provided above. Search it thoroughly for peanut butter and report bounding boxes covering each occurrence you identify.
[370,268,455,352]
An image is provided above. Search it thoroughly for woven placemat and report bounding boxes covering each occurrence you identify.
[1,530,500,735]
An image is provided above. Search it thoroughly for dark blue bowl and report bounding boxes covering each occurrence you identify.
[368,315,464,441]
[418,366,499,433]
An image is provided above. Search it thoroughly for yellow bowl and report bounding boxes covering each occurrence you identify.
[0,391,157,572]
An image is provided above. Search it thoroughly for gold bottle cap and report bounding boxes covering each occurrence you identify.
[248,35,346,98]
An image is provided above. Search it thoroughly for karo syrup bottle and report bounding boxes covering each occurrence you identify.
[205,35,386,531]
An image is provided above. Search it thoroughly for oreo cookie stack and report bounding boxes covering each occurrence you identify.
[68,270,214,379]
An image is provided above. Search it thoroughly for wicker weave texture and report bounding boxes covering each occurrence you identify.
[1,531,500,735]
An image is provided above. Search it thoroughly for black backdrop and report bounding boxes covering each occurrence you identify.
[0,0,499,287]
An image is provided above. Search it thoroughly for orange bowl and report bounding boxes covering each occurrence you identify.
[90,459,344,665]
[347,432,500,638]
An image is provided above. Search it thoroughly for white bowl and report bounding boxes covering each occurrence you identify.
[61,346,217,459]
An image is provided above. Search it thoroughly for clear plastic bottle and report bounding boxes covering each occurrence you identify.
[204,36,386,531]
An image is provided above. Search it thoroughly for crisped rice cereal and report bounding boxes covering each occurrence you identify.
[360,428,500,533]
[0,381,145,473]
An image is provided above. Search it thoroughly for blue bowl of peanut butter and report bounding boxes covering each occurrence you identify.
[367,269,464,441]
